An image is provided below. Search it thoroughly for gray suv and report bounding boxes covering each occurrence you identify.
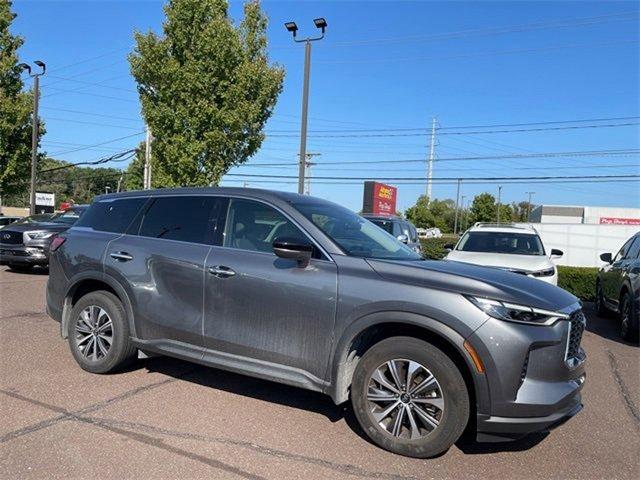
[46,188,586,458]
[363,214,422,255]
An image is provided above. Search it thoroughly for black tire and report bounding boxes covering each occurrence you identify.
[595,281,608,317]
[7,263,33,273]
[68,290,137,373]
[619,292,639,343]
[351,336,469,458]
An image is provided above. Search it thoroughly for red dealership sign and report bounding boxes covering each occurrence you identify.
[363,181,398,215]
[599,217,640,225]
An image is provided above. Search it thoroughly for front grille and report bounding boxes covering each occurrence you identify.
[566,309,586,367]
[0,230,24,245]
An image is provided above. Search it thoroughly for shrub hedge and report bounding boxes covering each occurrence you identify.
[556,266,598,302]
[420,235,458,260]
[419,238,599,301]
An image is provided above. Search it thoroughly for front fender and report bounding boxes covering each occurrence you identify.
[326,309,491,414]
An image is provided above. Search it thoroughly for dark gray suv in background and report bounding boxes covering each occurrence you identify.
[46,188,586,458]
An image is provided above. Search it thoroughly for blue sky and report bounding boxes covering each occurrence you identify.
[11,0,640,212]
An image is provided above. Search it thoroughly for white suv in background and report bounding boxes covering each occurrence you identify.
[444,223,563,285]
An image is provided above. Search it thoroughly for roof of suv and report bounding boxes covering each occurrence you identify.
[466,222,539,235]
[96,187,316,204]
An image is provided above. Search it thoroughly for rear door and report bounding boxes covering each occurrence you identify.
[105,195,223,349]
[203,197,337,380]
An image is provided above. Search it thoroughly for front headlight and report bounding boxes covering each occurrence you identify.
[466,295,569,325]
[26,231,54,240]
[531,267,555,277]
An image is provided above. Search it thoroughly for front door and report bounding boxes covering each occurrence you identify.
[105,195,223,348]
[203,197,338,381]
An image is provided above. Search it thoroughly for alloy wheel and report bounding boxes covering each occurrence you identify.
[366,359,444,440]
[74,306,113,361]
[620,297,630,338]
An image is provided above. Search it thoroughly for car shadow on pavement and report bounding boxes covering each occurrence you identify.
[582,302,639,347]
[139,355,548,455]
[2,266,49,275]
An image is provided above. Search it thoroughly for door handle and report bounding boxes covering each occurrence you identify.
[110,252,133,262]
[208,265,236,278]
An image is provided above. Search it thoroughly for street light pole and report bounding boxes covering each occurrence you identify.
[20,61,46,214]
[453,178,461,234]
[285,18,327,195]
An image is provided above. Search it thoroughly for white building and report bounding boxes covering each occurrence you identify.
[529,204,640,225]
[522,204,640,267]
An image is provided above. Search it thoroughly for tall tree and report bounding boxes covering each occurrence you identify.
[405,195,457,232]
[470,192,513,224]
[129,0,284,187]
[0,0,44,200]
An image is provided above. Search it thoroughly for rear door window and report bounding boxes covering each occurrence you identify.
[625,237,640,260]
[76,198,147,233]
[138,196,223,245]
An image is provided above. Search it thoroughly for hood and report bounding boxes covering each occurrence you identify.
[445,250,552,273]
[366,258,577,312]
[1,221,71,234]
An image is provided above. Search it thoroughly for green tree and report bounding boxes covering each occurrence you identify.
[0,0,44,200]
[511,201,534,222]
[405,195,456,233]
[129,0,284,188]
[470,192,513,224]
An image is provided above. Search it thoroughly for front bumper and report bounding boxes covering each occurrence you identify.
[476,396,583,442]
[0,245,49,266]
[469,304,586,441]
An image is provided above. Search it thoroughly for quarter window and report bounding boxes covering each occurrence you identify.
[138,196,220,244]
[76,198,146,233]
[223,199,308,254]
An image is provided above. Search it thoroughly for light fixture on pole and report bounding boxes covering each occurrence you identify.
[285,18,327,195]
[19,60,46,215]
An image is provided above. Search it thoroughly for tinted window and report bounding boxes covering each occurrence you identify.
[76,198,147,233]
[369,219,394,235]
[408,223,419,243]
[139,196,219,244]
[613,237,635,262]
[623,237,640,260]
[295,201,420,261]
[223,199,307,253]
[457,231,545,256]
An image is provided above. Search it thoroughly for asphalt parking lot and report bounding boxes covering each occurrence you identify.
[1,266,638,480]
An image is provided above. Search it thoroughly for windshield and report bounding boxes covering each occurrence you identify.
[50,209,85,225]
[14,214,53,224]
[295,201,420,260]
[456,231,545,256]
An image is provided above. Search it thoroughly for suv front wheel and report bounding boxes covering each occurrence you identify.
[68,290,137,373]
[351,336,469,458]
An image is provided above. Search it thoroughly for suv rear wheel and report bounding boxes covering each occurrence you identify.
[351,336,469,458]
[68,291,137,373]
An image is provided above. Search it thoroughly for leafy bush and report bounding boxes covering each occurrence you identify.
[557,266,598,301]
[420,235,458,260]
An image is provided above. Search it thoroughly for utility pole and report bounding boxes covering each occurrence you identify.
[453,178,462,234]
[117,175,124,193]
[497,185,503,224]
[460,195,466,232]
[285,18,327,195]
[298,152,321,195]
[19,61,46,215]
[426,117,437,200]
[143,126,152,189]
[526,191,535,221]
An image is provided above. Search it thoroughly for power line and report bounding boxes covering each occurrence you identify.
[266,122,640,138]
[41,150,137,173]
[40,107,142,123]
[223,172,640,182]
[48,132,144,156]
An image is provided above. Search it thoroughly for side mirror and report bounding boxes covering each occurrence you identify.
[443,243,455,251]
[550,249,563,258]
[397,234,409,244]
[273,237,313,267]
[600,252,612,264]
